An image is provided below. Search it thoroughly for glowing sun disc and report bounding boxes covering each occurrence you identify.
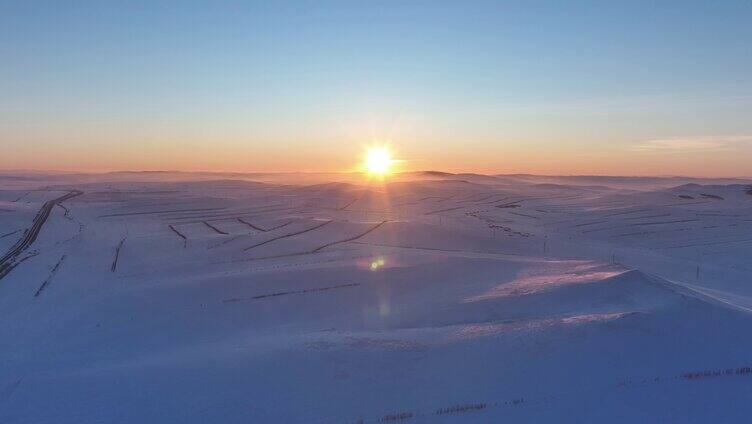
[365,147,393,175]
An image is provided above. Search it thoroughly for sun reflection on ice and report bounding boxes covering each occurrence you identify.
[370,257,386,271]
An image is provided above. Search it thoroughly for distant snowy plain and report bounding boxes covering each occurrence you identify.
[1,171,752,423]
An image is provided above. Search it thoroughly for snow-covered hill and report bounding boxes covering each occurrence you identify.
[1,173,752,423]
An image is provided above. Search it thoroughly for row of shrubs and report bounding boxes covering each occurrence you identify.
[355,363,752,423]
[435,403,487,415]
[377,411,413,422]
[684,366,752,380]
[358,397,526,423]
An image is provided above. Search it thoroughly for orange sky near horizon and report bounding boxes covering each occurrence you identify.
[2,134,751,178]
[3,3,752,178]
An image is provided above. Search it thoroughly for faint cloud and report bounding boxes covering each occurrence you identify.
[630,135,752,152]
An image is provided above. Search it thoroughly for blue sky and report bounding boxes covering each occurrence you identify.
[2,1,751,175]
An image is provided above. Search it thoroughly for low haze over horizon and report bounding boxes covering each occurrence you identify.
[3,1,752,177]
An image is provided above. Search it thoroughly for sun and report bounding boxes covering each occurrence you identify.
[364,147,394,176]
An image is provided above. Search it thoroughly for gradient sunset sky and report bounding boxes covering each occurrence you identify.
[2,1,751,176]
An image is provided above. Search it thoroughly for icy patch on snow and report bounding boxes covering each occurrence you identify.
[450,312,634,341]
[560,311,635,325]
[465,262,626,302]
[305,334,428,352]
[346,336,428,351]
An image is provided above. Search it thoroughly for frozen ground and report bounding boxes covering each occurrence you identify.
[1,170,752,423]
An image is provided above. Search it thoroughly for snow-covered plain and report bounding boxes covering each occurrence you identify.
[2,171,752,423]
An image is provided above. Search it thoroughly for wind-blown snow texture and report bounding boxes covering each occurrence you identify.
[2,171,752,423]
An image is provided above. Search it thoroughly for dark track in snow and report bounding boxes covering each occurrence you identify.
[0,190,82,280]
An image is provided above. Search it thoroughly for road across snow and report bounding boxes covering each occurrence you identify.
[0,190,82,279]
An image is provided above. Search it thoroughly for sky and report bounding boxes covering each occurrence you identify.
[2,1,751,176]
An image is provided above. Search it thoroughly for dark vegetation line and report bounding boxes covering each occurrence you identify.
[168,225,186,239]
[88,189,182,195]
[415,196,444,202]
[243,220,332,251]
[547,218,578,226]
[599,208,651,217]
[593,199,634,206]
[646,228,752,248]
[168,225,187,247]
[581,219,701,234]
[102,201,194,214]
[694,213,744,217]
[435,195,457,203]
[452,193,494,204]
[0,190,82,281]
[56,203,70,216]
[352,362,752,424]
[172,207,290,220]
[337,197,359,211]
[435,403,488,416]
[700,193,724,200]
[532,199,586,209]
[34,254,66,297]
[235,219,293,233]
[580,225,630,234]
[111,238,126,272]
[11,192,29,203]
[244,250,325,261]
[1,230,21,239]
[623,213,672,221]
[351,208,393,214]
[424,206,464,215]
[660,200,712,207]
[264,220,293,231]
[0,251,39,280]
[222,282,359,303]
[98,207,225,218]
[495,201,522,208]
[203,221,229,235]
[243,238,359,261]
[571,220,608,228]
[506,211,541,220]
[656,238,752,250]
[479,196,510,205]
[237,218,266,231]
[313,221,388,253]
[614,231,658,238]
[165,207,295,224]
[662,222,747,237]
[626,219,699,227]
[468,194,494,203]
[207,235,243,250]
[392,201,418,207]
[496,195,575,209]
[350,241,520,256]
[163,204,288,220]
[60,219,84,246]
[391,193,424,206]
[452,192,481,203]
[378,411,415,422]
[611,227,697,243]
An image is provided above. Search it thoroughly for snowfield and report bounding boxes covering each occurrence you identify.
[2,171,752,423]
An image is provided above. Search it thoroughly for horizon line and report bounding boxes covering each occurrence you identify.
[1,168,751,180]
